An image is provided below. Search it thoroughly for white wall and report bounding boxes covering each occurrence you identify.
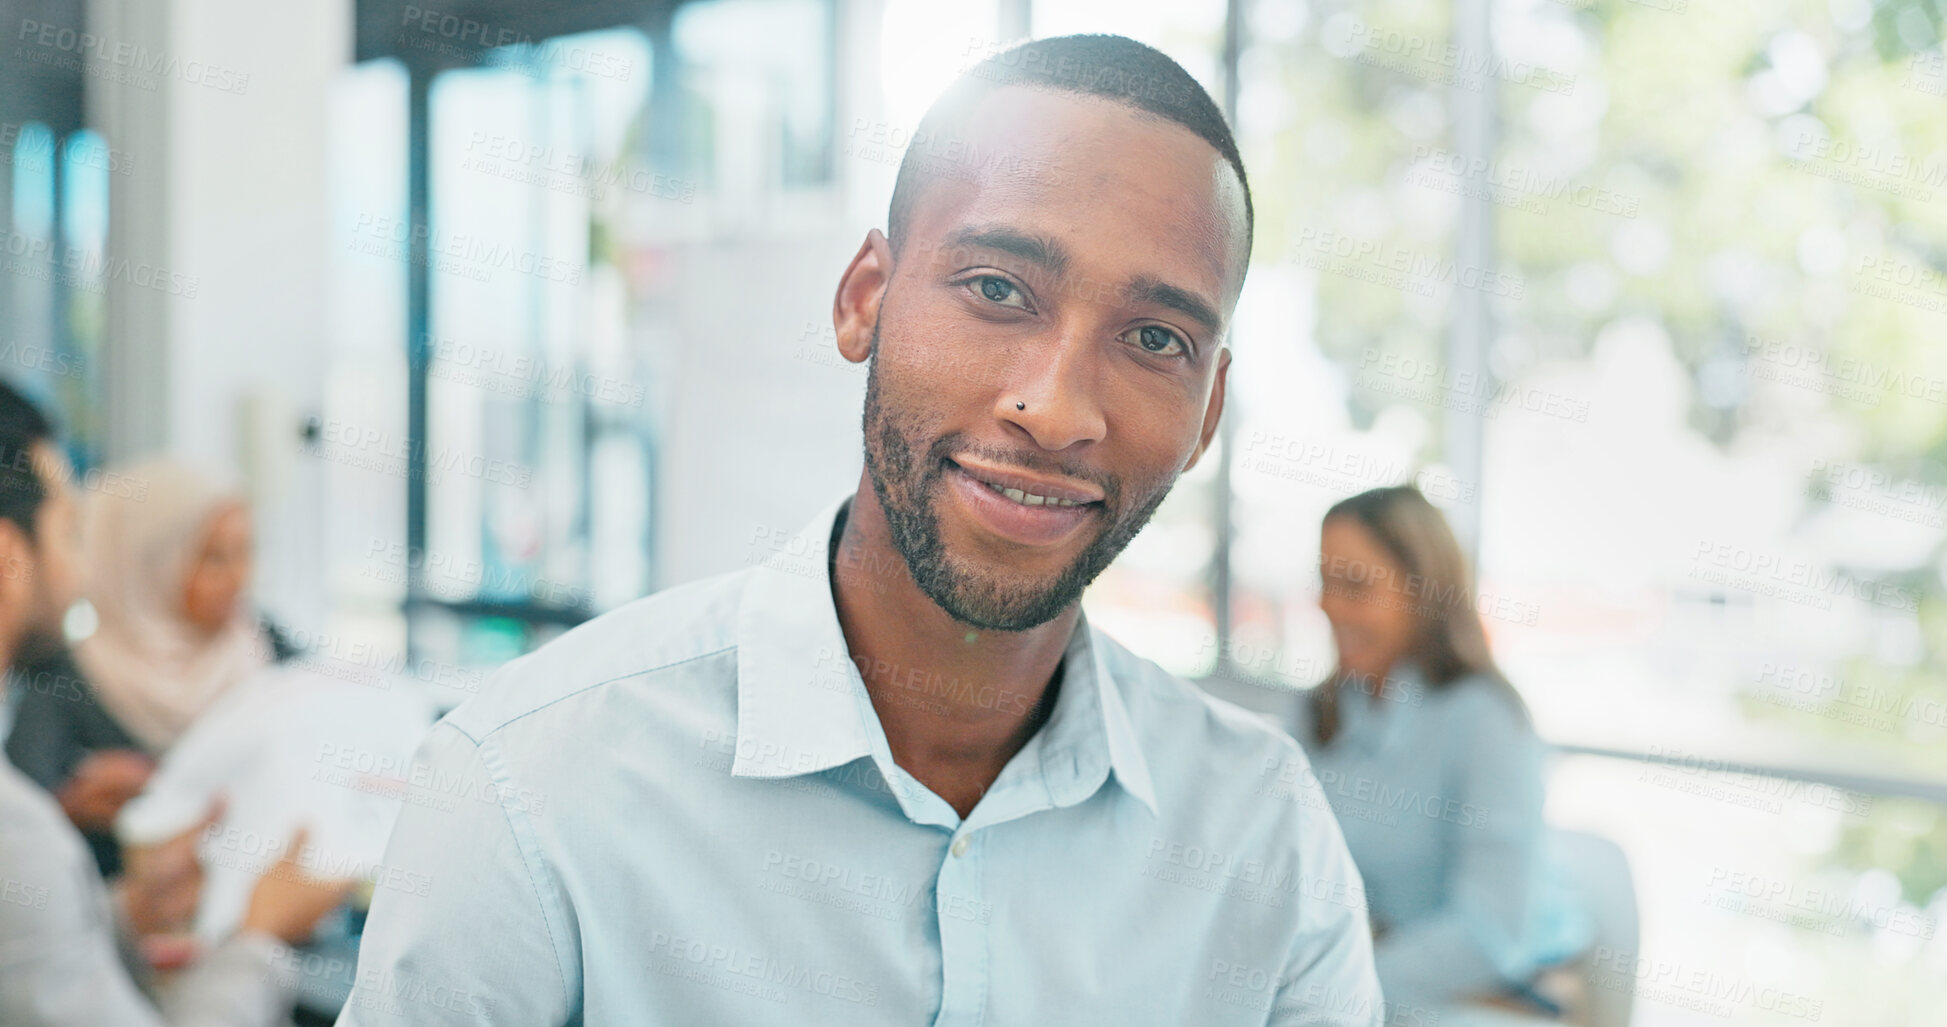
[89,0,351,631]
[648,232,871,588]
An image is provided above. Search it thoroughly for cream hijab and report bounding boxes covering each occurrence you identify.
[75,458,271,753]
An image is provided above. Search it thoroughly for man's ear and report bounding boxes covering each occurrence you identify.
[1183,347,1232,473]
[833,229,894,365]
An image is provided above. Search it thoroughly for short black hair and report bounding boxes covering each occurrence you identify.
[887,34,1253,263]
[0,380,53,540]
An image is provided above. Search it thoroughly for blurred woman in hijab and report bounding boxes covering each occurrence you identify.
[76,458,276,750]
[4,457,294,875]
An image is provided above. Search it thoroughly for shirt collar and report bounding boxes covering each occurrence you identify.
[732,494,1157,818]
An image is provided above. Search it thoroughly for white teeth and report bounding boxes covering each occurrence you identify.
[992,483,1081,508]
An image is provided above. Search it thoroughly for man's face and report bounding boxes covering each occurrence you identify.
[859,87,1246,631]
[20,441,80,654]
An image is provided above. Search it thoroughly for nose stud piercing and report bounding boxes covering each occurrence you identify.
[1015,401,1026,410]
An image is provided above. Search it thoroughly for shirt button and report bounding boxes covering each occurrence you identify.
[950,835,970,858]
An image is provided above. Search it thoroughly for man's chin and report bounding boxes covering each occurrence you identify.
[915,552,1090,633]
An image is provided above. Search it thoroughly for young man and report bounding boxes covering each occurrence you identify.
[0,384,347,1024]
[342,35,1381,1025]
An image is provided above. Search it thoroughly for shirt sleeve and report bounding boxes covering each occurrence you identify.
[0,776,289,1027]
[1370,689,1545,1015]
[1269,766,1386,1026]
[336,720,576,1026]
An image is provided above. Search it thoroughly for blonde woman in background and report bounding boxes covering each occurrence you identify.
[4,457,294,877]
[1296,485,1590,1024]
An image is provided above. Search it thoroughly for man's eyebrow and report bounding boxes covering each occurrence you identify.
[942,226,1072,278]
[1125,276,1222,338]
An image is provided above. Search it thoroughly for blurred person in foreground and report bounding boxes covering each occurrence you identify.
[0,382,350,1025]
[343,34,1380,1026]
[5,456,296,878]
[1296,486,1591,1022]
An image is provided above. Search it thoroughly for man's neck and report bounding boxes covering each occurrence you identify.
[830,474,1077,819]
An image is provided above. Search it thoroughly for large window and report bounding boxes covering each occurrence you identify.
[1058,0,1947,1021]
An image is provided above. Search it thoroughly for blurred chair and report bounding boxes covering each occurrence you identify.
[1540,828,1638,1027]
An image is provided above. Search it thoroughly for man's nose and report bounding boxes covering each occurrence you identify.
[994,330,1107,452]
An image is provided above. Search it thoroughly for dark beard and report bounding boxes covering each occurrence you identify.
[859,331,1176,632]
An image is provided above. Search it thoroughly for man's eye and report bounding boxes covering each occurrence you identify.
[1125,325,1187,358]
[971,275,1028,310]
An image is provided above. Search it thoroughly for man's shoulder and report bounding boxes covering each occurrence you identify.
[440,568,752,743]
[0,758,89,885]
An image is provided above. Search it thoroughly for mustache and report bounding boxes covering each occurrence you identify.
[925,434,1120,506]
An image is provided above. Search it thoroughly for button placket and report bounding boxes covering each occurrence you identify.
[930,829,989,1027]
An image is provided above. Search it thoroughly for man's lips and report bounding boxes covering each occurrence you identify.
[943,458,1103,546]
[948,456,1106,506]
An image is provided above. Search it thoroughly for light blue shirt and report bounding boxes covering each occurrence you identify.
[1290,664,1584,1012]
[338,496,1382,1026]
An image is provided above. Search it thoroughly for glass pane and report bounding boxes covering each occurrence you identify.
[1550,754,1945,1025]
[1219,0,1462,690]
[1486,0,1947,783]
[671,0,835,199]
